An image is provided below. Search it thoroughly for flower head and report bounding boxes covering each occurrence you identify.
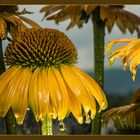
[0,28,108,124]
[0,5,41,40]
[102,103,140,134]
[106,38,140,81]
[40,5,140,34]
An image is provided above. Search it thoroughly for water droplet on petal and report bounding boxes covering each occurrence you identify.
[101,119,104,123]
[59,120,66,132]
[49,113,57,119]
[77,116,83,124]
[85,115,91,124]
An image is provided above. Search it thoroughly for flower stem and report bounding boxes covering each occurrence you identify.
[0,39,17,134]
[91,7,105,134]
[41,116,53,135]
[0,39,6,74]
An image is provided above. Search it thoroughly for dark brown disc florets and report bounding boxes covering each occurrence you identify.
[5,28,78,69]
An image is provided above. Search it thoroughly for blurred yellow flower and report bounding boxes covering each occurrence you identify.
[0,28,108,125]
[106,38,140,80]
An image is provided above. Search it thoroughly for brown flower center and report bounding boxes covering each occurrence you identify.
[5,28,78,69]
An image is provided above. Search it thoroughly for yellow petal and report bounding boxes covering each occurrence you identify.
[39,68,51,120]
[71,66,97,119]
[29,68,40,121]
[67,86,83,124]
[122,46,140,70]
[60,65,93,115]
[130,53,140,81]
[12,68,32,124]
[109,45,127,66]
[105,38,137,53]
[71,65,108,111]
[0,67,23,116]
[0,66,19,95]
[52,67,69,120]
[48,68,62,117]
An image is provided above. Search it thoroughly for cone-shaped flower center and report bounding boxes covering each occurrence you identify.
[5,28,78,69]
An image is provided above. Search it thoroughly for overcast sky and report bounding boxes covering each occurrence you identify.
[17,5,140,71]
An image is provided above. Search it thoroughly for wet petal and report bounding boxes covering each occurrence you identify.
[47,67,62,119]
[105,38,137,53]
[130,53,140,81]
[67,86,83,124]
[0,66,19,96]
[40,69,51,120]
[109,45,127,66]
[0,67,23,116]
[60,65,93,115]
[70,65,108,111]
[52,67,69,120]
[29,68,40,121]
[12,68,32,124]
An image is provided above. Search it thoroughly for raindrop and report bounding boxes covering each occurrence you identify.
[78,116,84,124]
[59,120,66,132]
[85,115,91,124]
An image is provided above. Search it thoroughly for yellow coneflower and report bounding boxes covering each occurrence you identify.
[106,38,140,81]
[0,28,108,125]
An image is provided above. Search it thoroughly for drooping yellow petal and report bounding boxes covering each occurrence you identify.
[70,65,108,111]
[108,40,140,66]
[0,66,19,95]
[39,68,51,120]
[47,67,61,119]
[67,86,83,124]
[41,68,58,119]
[12,67,32,124]
[105,38,137,53]
[52,67,69,120]
[109,45,127,66]
[29,68,40,121]
[60,64,93,115]
[70,66,97,120]
[122,46,140,70]
[0,67,23,116]
[129,53,140,81]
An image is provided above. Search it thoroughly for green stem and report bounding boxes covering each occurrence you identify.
[0,39,17,134]
[41,116,53,135]
[91,7,105,134]
[0,39,6,74]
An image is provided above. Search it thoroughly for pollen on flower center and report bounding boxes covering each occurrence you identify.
[4,28,78,69]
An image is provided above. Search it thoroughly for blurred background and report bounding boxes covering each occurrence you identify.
[1,5,140,135]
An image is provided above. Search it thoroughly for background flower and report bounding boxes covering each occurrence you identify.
[106,38,140,80]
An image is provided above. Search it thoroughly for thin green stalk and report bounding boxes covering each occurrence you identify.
[0,39,17,134]
[91,7,105,134]
[0,39,5,74]
[41,116,53,135]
